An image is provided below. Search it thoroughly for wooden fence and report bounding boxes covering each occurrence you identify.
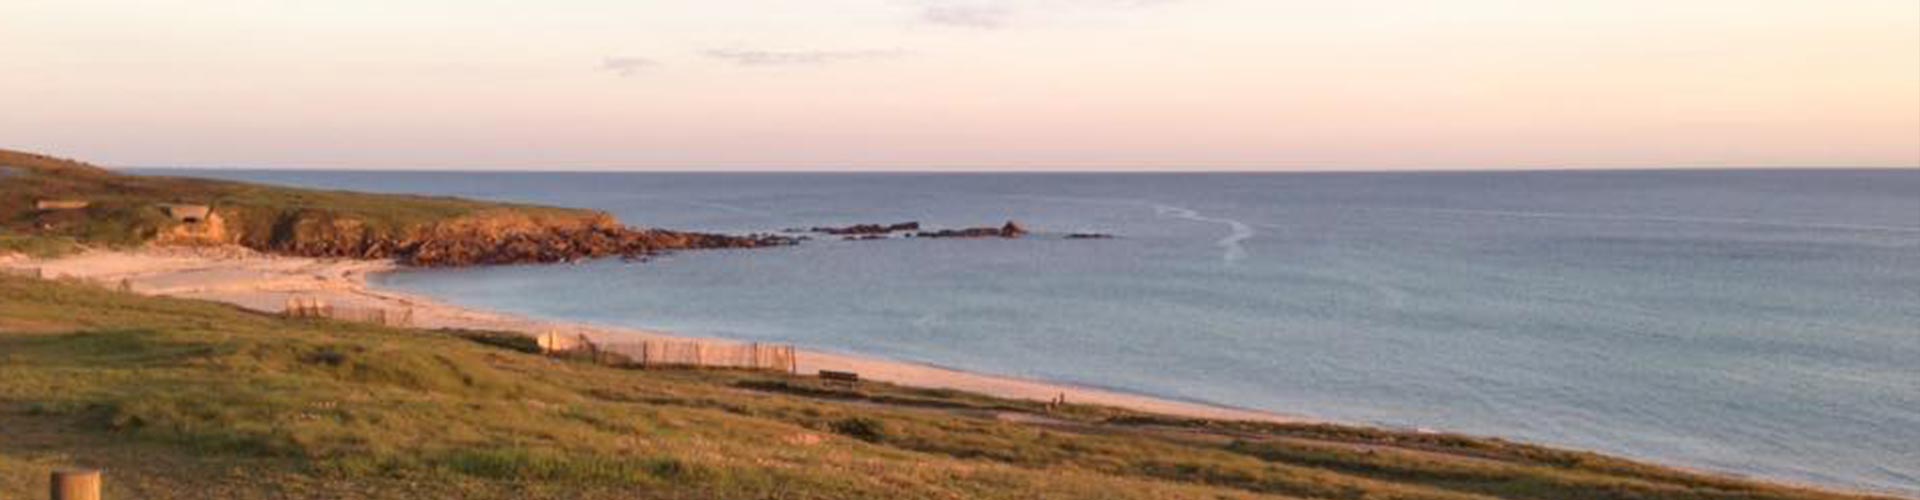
[283,296,415,327]
[539,332,796,373]
[608,340,797,372]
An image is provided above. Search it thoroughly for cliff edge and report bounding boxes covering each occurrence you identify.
[0,149,790,265]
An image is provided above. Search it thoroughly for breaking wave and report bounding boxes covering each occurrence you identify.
[1153,204,1255,264]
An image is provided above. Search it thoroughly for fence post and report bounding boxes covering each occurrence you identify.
[51,469,101,500]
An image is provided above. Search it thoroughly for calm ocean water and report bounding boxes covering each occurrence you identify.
[153,169,1920,495]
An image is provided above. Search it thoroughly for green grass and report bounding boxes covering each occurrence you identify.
[0,233,79,258]
[0,149,594,256]
[0,276,1901,500]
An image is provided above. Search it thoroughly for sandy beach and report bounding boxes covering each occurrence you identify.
[4,246,1292,423]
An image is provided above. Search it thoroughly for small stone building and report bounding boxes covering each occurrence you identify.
[33,199,90,211]
[158,203,212,223]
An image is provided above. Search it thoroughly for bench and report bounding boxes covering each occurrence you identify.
[818,370,860,384]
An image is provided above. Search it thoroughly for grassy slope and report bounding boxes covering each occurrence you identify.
[0,276,1898,500]
[0,149,587,256]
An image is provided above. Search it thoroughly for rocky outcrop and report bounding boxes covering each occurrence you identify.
[219,209,795,267]
[805,222,920,235]
[154,212,232,246]
[403,219,794,267]
[915,221,1028,239]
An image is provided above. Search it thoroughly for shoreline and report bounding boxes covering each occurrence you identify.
[4,246,1296,423]
[9,246,1915,498]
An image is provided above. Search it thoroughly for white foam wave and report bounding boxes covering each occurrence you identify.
[1154,204,1255,264]
[1002,194,1259,264]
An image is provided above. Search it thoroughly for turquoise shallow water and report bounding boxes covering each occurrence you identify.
[155,169,1920,495]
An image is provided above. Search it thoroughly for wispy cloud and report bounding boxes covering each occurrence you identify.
[702,48,908,67]
[906,0,1178,29]
[600,56,656,76]
[921,5,1012,29]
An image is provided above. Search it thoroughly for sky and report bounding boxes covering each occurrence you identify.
[2,0,1917,171]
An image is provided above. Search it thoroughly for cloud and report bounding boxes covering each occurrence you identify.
[921,5,1012,29]
[702,48,908,66]
[906,0,1177,29]
[600,56,656,76]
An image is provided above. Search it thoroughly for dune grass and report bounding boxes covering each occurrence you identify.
[0,276,1902,499]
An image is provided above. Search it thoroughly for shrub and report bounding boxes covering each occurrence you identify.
[444,329,542,354]
[830,416,888,443]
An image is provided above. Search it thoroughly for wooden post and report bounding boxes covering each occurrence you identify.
[51,469,101,500]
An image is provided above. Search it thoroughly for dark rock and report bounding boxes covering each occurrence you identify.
[1064,233,1115,239]
[915,220,1030,239]
[809,222,921,235]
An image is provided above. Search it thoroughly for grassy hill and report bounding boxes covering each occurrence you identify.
[0,275,1897,499]
[0,149,576,255]
[0,149,785,265]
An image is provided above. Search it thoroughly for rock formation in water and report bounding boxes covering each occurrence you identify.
[915,221,1029,239]
[808,222,921,235]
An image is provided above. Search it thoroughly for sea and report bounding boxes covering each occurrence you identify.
[149,168,1920,495]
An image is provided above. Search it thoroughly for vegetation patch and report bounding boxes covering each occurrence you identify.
[829,416,889,443]
[444,328,543,354]
[439,448,701,485]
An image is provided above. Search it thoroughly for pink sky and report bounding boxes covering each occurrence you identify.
[2,0,1916,170]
